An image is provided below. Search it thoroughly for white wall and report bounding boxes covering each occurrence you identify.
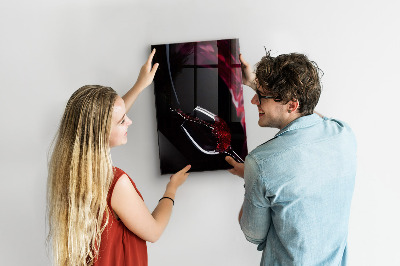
[1,0,399,265]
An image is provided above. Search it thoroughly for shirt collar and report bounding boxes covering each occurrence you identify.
[275,114,322,137]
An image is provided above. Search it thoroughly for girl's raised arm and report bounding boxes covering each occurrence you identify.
[122,49,159,112]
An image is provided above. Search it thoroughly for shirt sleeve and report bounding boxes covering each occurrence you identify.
[239,154,271,248]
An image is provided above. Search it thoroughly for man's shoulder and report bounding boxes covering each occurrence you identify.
[248,138,288,165]
[320,116,357,145]
[248,116,356,163]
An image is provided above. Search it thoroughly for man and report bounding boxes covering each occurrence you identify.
[226,52,357,265]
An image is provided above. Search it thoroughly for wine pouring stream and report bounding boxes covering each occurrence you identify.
[165,44,244,163]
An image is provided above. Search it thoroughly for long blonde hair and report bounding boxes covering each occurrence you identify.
[47,85,118,265]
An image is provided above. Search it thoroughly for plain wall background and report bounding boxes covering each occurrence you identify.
[1,0,399,265]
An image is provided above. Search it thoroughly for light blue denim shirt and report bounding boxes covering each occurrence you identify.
[240,114,357,266]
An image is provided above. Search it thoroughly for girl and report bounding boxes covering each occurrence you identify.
[47,49,191,266]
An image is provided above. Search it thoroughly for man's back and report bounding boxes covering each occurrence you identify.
[240,114,357,265]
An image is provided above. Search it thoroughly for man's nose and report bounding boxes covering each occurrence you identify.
[251,94,259,105]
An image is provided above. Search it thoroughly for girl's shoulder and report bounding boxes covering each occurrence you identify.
[113,166,127,178]
[111,167,143,200]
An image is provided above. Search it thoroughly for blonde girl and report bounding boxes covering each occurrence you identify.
[47,49,191,266]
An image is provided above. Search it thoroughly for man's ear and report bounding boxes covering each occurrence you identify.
[288,100,299,113]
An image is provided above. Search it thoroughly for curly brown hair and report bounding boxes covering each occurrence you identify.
[255,52,322,115]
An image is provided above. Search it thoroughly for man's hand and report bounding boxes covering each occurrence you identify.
[239,54,257,90]
[225,156,244,178]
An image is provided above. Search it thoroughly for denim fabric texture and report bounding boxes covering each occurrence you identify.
[240,114,357,266]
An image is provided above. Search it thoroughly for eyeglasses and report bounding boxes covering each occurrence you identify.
[255,90,281,105]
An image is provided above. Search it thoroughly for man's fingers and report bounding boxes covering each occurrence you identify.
[239,54,249,67]
[225,156,238,167]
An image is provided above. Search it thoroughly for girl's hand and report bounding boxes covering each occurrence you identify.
[167,165,191,192]
[122,49,159,112]
[135,48,159,90]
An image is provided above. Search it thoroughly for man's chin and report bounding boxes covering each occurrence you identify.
[258,120,266,127]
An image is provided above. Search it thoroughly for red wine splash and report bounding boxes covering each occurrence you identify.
[212,117,231,153]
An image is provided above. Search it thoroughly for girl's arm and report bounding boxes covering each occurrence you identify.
[111,165,191,243]
[122,49,159,113]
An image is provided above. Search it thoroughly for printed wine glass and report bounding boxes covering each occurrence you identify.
[174,106,244,163]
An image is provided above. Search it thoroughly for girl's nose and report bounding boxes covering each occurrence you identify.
[126,116,133,126]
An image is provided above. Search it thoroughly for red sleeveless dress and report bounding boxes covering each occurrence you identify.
[94,167,148,266]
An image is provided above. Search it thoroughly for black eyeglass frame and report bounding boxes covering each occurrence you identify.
[255,89,281,105]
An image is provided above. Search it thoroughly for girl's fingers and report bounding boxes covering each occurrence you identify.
[147,48,156,64]
[181,164,191,173]
[151,63,159,75]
